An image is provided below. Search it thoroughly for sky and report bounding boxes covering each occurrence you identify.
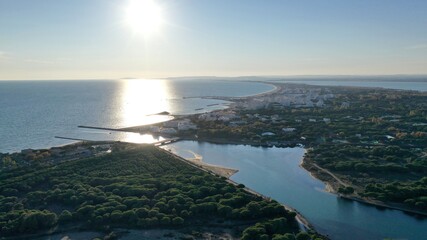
[0,0,427,80]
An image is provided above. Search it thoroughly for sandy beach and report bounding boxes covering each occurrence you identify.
[184,150,239,178]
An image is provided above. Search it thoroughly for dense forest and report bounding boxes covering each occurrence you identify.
[306,145,427,210]
[0,144,322,240]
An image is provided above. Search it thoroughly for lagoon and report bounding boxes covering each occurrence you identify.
[164,141,427,240]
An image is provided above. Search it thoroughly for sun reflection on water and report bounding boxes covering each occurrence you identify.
[122,132,165,144]
[121,79,172,126]
[120,79,173,143]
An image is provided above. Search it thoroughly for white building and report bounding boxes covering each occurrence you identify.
[261,132,276,136]
[341,102,350,109]
[178,121,198,131]
[160,128,178,134]
[163,121,179,128]
[316,99,324,107]
[271,115,280,121]
[282,128,296,133]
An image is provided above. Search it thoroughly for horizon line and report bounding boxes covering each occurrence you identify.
[1,74,427,81]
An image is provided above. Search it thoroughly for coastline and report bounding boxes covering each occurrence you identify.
[237,81,281,98]
[197,81,281,102]
[113,81,279,134]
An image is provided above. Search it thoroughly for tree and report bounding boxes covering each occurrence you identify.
[218,205,233,217]
[296,232,311,240]
[59,210,73,223]
[110,210,123,222]
[160,216,171,225]
[272,234,295,240]
[241,225,266,240]
[172,217,184,225]
[2,156,16,168]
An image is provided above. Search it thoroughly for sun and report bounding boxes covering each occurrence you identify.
[124,0,163,35]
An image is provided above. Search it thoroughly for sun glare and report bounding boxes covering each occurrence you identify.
[125,0,163,35]
[120,79,172,127]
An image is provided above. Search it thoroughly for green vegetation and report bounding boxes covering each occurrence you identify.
[0,144,320,239]
[362,178,427,209]
[183,86,427,212]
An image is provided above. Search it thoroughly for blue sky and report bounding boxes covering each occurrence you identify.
[0,0,426,80]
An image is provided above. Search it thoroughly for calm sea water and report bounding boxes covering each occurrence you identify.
[164,141,427,240]
[0,79,273,153]
[279,80,427,91]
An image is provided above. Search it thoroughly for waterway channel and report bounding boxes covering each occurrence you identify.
[163,141,427,240]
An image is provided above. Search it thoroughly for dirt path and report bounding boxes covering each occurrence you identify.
[312,163,349,187]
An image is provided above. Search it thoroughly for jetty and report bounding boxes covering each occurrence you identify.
[78,125,133,132]
[55,136,97,142]
[153,138,181,146]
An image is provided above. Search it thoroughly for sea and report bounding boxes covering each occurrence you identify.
[0,79,273,153]
[279,79,427,91]
[1,78,427,239]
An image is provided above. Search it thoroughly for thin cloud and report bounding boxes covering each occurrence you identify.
[406,44,427,50]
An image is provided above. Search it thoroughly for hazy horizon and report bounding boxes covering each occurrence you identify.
[1,74,427,82]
